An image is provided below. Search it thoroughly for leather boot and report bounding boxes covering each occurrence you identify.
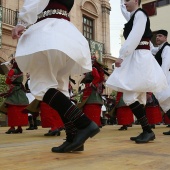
[26,124,34,130]
[44,129,61,136]
[5,128,15,134]
[163,131,170,135]
[118,125,127,130]
[135,131,155,143]
[52,141,84,153]
[130,132,144,141]
[14,128,23,134]
[64,122,100,152]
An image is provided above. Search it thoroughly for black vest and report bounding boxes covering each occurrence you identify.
[123,8,152,40]
[155,42,170,66]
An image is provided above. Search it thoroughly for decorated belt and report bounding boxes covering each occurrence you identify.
[136,38,150,50]
[38,9,69,19]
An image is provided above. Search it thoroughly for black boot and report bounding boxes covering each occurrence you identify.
[64,122,100,152]
[52,131,84,153]
[43,88,100,152]
[129,101,155,143]
[26,124,34,130]
[163,131,170,135]
[150,124,155,129]
[118,125,127,130]
[52,141,84,153]
[33,117,38,129]
[5,128,15,134]
[130,132,144,141]
[26,116,34,130]
[44,129,61,136]
[135,131,155,143]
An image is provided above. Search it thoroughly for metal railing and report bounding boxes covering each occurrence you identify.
[1,6,18,26]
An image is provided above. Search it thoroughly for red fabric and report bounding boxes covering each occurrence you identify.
[116,107,134,125]
[116,92,123,105]
[40,102,64,128]
[82,67,100,101]
[7,105,28,126]
[6,69,15,85]
[163,114,170,124]
[91,67,100,87]
[145,106,162,124]
[83,104,101,126]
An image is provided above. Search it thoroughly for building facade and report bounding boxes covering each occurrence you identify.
[142,0,170,44]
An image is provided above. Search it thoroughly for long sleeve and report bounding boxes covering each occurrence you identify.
[17,0,50,27]
[119,11,147,59]
[150,41,159,55]
[120,0,130,21]
[161,46,170,79]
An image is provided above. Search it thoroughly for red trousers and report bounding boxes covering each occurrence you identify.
[40,102,64,129]
[83,104,101,126]
[145,106,162,124]
[7,105,28,126]
[116,107,134,125]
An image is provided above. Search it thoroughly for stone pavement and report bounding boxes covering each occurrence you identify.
[0,125,170,170]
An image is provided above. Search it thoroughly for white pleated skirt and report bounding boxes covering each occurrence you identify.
[15,18,92,100]
[15,18,92,75]
[106,50,168,93]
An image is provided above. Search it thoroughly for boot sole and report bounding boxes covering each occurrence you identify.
[135,136,155,144]
[64,128,100,152]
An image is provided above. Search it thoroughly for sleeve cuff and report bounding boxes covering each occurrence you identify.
[17,19,30,28]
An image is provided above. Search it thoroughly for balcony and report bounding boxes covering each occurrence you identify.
[1,6,18,26]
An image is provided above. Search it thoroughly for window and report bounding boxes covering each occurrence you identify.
[83,16,94,40]
[156,0,170,7]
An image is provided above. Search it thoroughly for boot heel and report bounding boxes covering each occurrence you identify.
[90,128,100,138]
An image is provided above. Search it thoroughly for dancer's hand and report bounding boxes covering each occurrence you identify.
[115,58,123,67]
[12,25,25,39]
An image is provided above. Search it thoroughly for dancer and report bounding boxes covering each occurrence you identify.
[150,29,170,135]
[106,0,167,143]
[0,59,29,134]
[12,0,100,152]
[25,73,38,130]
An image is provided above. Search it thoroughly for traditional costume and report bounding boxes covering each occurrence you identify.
[13,0,100,152]
[78,56,104,126]
[150,30,170,135]
[106,1,167,143]
[0,59,29,133]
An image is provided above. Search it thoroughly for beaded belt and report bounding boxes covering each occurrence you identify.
[136,38,150,50]
[38,9,69,19]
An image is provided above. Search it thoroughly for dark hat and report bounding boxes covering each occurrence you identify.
[157,29,168,36]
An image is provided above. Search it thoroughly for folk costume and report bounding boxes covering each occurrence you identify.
[79,56,104,126]
[0,60,29,134]
[106,1,167,143]
[25,76,38,130]
[115,92,134,131]
[150,30,170,135]
[145,92,162,129]
[14,0,100,153]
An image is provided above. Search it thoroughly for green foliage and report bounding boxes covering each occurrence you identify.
[110,90,117,98]
[0,74,8,105]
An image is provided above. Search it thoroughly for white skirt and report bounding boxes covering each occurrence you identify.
[15,18,92,75]
[106,50,168,93]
